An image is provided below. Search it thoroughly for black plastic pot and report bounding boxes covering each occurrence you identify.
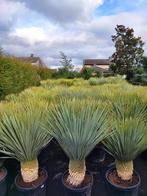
[86,147,107,173]
[62,171,93,196]
[0,167,7,196]
[15,168,48,196]
[91,145,106,163]
[105,167,141,196]
[140,150,147,160]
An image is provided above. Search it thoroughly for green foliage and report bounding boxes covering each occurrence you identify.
[88,76,124,86]
[111,25,144,78]
[46,99,110,161]
[53,69,80,79]
[131,73,147,86]
[125,65,147,86]
[112,94,147,122]
[0,101,52,162]
[81,67,96,80]
[104,118,147,161]
[35,66,55,80]
[103,97,147,161]
[89,78,108,85]
[0,56,40,100]
[60,51,74,72]
[142,56,147,69]
[53,52,79,79]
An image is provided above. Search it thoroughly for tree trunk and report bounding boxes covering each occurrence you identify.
[116,160,133,181]
[67,160,86,186]
[21,159,38,183]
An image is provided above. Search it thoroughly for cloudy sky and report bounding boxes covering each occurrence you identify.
[0,0,147,68]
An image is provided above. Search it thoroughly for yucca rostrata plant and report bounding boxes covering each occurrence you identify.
[0,101,52,183]
[103,97,147,181]
[46,99,110,187]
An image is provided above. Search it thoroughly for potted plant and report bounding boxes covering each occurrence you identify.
[103,114,147,195]
[47,99,110,196]
[0,102,52,196]
[112,95,147,162]
[0,159,7,196]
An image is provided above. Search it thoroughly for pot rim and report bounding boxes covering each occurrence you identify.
[105,166,141,190]
[0,167,7,183]
[15,168,48,191]
[62,170,93,191]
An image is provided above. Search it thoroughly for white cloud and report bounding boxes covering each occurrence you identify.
[10,27,48,45]
[9,0,104,23]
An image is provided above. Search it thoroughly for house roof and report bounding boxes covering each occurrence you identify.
[17,57,40,64]
[16,55,46,67]
[83,59,109,65]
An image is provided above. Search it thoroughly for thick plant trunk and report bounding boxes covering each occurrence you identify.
[21,159,39,183]
[116,160,133,181]
[67,160,86,186]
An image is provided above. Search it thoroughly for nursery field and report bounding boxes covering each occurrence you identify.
[0,76,147,196]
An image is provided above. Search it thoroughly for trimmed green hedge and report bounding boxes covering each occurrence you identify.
[0,56,40,100]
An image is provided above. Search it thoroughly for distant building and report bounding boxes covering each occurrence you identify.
[17,54,46,67]
[83,59,111,74]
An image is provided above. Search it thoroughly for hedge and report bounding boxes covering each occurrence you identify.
[0,56,40,100]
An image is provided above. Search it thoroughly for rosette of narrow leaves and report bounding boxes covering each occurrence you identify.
[46,99,111,187]
[0,101,52,183]
[112,94,147,123]
[103,115,147,181]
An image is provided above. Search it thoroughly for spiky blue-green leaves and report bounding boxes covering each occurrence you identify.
[0,101,52,162]
[47,99,111,161]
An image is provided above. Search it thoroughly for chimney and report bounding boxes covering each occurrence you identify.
[30,54,34,58]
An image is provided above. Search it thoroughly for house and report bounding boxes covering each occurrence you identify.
[83,59,111,75]
[17,54,46,67]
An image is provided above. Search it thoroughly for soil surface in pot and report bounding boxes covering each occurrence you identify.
[16,169,47,189]
[107,168,139,187]
[64,173,91,188]
[0,168,6,181]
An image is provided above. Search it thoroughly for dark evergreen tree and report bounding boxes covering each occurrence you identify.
[142,56,147,69]
[110,25,144,79]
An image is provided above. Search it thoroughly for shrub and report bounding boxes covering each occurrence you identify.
[35,66,55,80]
[0,56,40,100]
[53,69,80,79]
[80,67,96,80]
[130,72,147,86]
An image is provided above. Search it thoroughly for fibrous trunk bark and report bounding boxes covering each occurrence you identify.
[116,160,133,181]
[67,160,86,186]
[21,159,38,183]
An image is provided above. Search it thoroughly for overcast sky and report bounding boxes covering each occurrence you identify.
[0,0,147,68]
